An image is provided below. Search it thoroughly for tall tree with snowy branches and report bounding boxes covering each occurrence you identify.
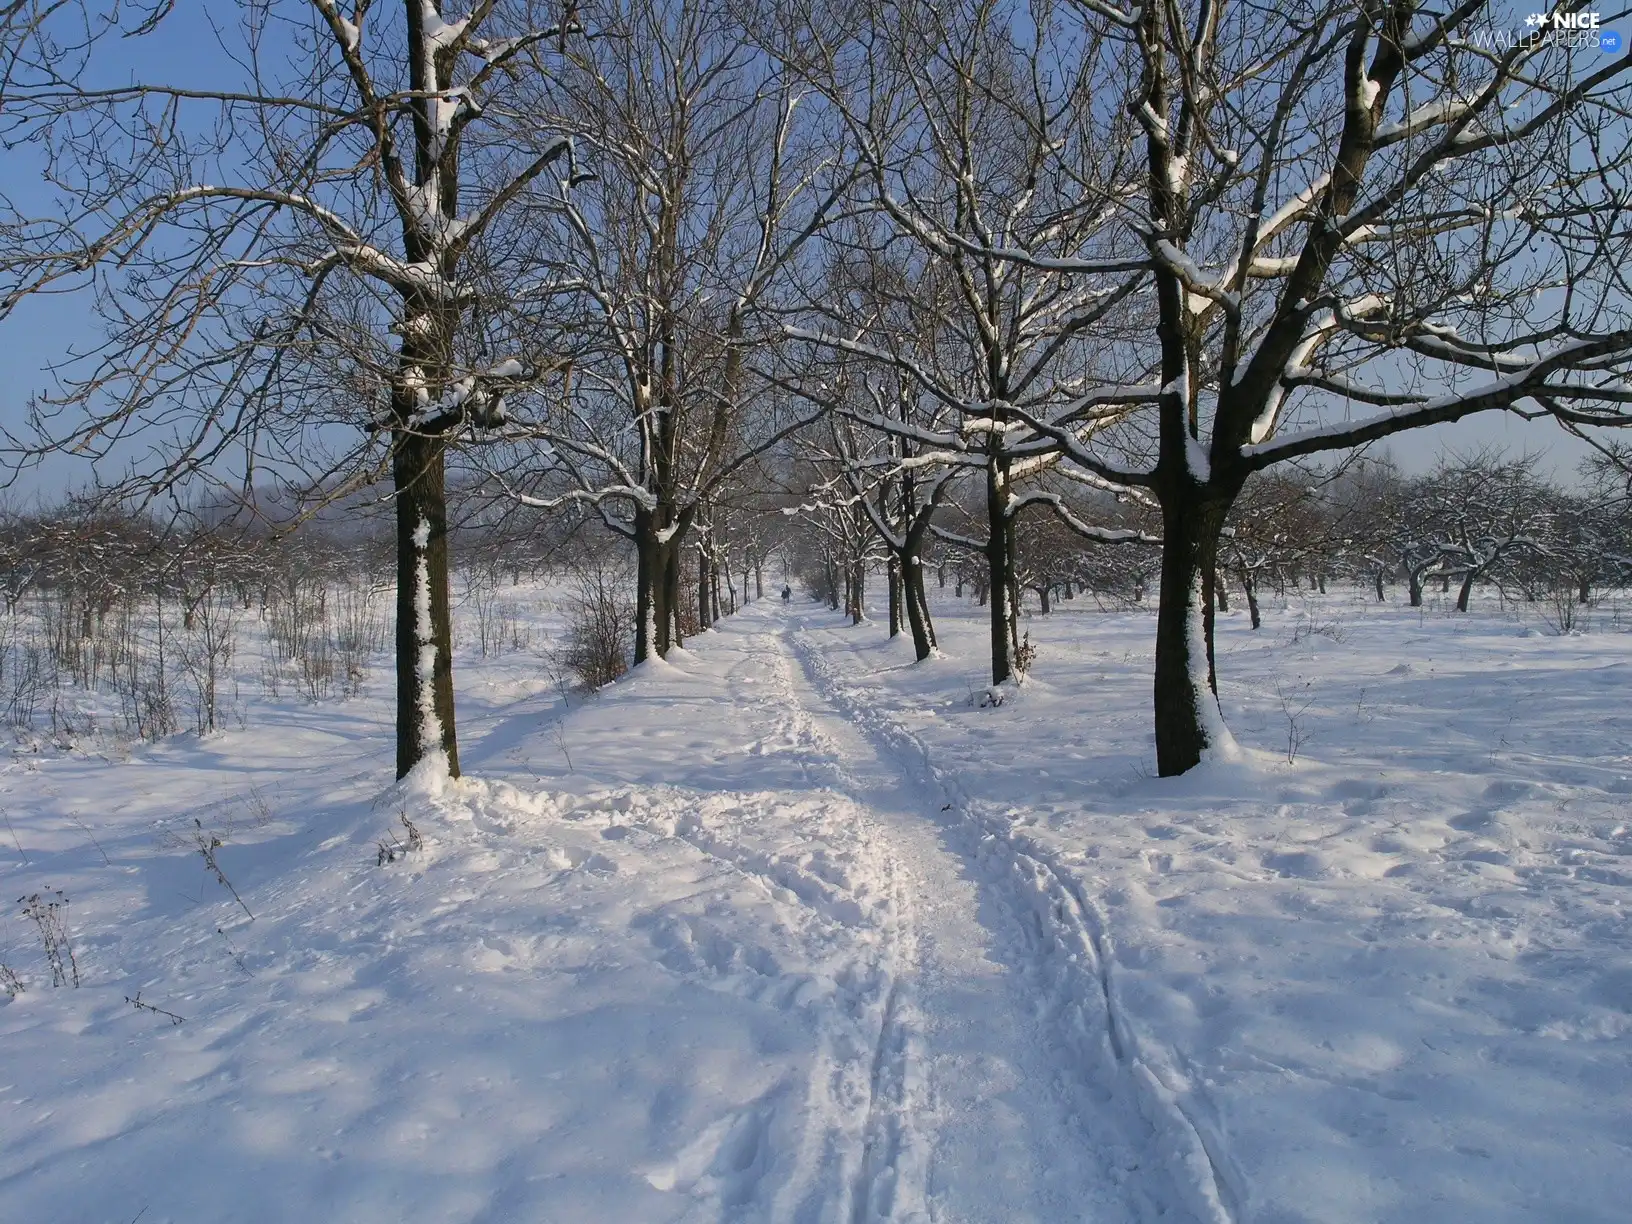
[770,0,1155,684]
[1020,0,1632,773]
[1,0,582,778]
[492,0,854,665]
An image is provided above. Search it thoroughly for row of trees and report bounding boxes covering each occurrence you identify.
[1215,453,1632,624]
[789,449,1632,630]
[3,0,1630,776]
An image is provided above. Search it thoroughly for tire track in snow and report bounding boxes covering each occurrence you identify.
[786,618,1241,1224]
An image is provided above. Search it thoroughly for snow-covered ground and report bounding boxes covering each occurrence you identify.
[1,585,1630,1223]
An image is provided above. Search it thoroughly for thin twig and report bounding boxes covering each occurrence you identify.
[67,814,111,866]
[2,809,28,865]
[194,820,253,920]
[125,991,186,1026]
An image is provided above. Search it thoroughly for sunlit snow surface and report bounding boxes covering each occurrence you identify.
[1,586,1630,1223]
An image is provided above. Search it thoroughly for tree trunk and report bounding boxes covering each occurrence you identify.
[665,547,684,650]
[394,430,459,780]
[1374,569,1385,602]
[888,557,902,637]
[1152,489,1231,777]
[1456,570,1475,613]
[850,561,866,625]
[1036,584,1051,615]
[1578,576,1591,605]
[633,510,684,660]
[634,514,665,663]
[1408,569,1425,607]
[984,464,1016,685]
[1213,569,1229,613]
[697,548,711,629]
[1239,566,1262,631]
[902,556,936,661]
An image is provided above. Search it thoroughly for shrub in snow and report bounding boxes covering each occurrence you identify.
[559,558,634,691]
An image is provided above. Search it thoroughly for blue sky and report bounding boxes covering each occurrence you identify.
[0,0,1617,501]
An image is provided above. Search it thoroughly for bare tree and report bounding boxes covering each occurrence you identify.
[1012,0,1632,772]
[1403,452,1555,610]
[1216,470,1331,628]
[1,0,581,778]
[495,0,850,663]
[771,0,1151,684]
[802,390,961,659]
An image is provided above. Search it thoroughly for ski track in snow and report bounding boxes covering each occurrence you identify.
[779,613,1227,1224]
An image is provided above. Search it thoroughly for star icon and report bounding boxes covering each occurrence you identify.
[1525,11,1546,25]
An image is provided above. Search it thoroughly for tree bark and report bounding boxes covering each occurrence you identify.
[1152,489,1231,777]
[1456,570,1475,613]
[665,547,684,650]
[697,547,711,629]
[1239,565,1262,631]
[394,430,459,780]
[984,462,1016,685]
[887,556,902,637]
[902,558,936,660]
[634,512,661,663]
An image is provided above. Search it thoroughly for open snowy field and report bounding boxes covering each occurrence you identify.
[1,585,1630,1224]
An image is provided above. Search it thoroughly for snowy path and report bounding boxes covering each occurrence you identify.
[766,612,1142,1224]
[488,601,1171,1221]
[767,607,1232,1224]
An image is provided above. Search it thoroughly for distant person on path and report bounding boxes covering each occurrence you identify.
[781,585,792,603]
